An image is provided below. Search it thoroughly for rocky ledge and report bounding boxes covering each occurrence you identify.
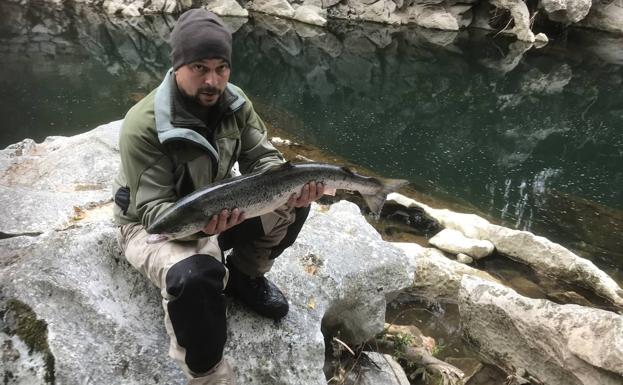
[6,0,622,46]
[1,121,622,385]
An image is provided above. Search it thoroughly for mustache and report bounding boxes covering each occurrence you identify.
[198,86,220,95]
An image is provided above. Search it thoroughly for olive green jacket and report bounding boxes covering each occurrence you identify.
[112,69,284,227]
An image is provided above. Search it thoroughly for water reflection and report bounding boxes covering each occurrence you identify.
[0,4,621,271]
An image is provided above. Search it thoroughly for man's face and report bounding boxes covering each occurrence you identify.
[175,58,231,107]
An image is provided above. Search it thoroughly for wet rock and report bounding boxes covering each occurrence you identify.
[392,242,500,301]
[293,4,327,26]
[205,0,250,17]
[547,290,594,307]
[388,193,623,311]
[578,0,623,33]
[456,253,474,264]
[540,0,591,24]
[459,276,623,384]
[343,352,410,385]
[429,228,495,259]
[490,0,536,42]
[248,0,296,18]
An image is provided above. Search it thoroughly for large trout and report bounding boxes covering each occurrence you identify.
[146,162,407,241]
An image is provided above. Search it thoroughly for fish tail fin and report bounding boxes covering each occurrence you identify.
[362,178,409,216]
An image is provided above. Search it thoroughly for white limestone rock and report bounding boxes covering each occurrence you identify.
[456,253,474,264]
[540,0,591,23]
[204,0,249,17]
[0,123,414,384]
[409,4,460,30]
[247,0,296,18]
[490,0,536,42]
[578,0,623,33]
[293,4,327,26]
[392,242,499,301]
[459,276,623,384]
[387,193,623,310]
[429,228,495,259]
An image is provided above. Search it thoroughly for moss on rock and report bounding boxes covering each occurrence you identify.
[2,298,55,384]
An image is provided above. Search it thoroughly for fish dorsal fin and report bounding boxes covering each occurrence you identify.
[266,161,294,173]
[340,166,356,176]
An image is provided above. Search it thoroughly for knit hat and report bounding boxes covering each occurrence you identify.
[170,9,232,70]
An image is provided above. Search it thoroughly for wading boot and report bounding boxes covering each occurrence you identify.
[188,359,236,385]
[225,260,289,320]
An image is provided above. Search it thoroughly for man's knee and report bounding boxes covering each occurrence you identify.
[165,254,227,374]
[166,254,227,297]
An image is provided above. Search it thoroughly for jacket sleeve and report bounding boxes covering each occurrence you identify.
[119,119,177,229]
[236,92,285,174]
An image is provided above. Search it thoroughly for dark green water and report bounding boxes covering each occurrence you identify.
[1,5,621,278]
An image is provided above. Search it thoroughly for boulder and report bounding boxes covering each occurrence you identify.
[391,242,499,301]
[247,0,296,18]
[388,193,623,310]
[578,0,623,33]
[0,122,414,384]
[293,4,327,26]
[540,0,592,24]
[204,0,249,17]
[459,276,623,384]
[428,228,495,259]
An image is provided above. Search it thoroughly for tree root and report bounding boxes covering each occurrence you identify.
[372,338,465,385]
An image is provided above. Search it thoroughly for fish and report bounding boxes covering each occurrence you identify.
[146,162,408,241]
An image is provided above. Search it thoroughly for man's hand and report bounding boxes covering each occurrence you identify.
[287,182,325,208]
[202,208,245,235]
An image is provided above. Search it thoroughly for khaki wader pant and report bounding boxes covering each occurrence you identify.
[116,206,309,383]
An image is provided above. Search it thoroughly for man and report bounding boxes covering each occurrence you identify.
[112,9,324,384]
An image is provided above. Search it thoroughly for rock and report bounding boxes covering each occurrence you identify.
[204,0,249,17]
[0,123,414,384]
[445,357,484,383]
[429,228,495,259]
[388,193,623,310]
[293,4,327,26]
[578,0,623,34]
[534,32,549,47]
[459,276,623,384]
[456,253,474,264]
[540,0,591,24]
[392,242,499,301]
[247,0,296,18]
[343,352,411,385]
[121,3,141,17]
[410,4,460,30]
[329,0,399,25]
[489,0,536,42]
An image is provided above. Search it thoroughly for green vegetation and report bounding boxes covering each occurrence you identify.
[3,298,55,384]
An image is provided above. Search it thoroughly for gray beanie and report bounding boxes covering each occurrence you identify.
[170,9,232,70]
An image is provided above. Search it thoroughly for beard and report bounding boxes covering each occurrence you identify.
[184,85,223,107]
